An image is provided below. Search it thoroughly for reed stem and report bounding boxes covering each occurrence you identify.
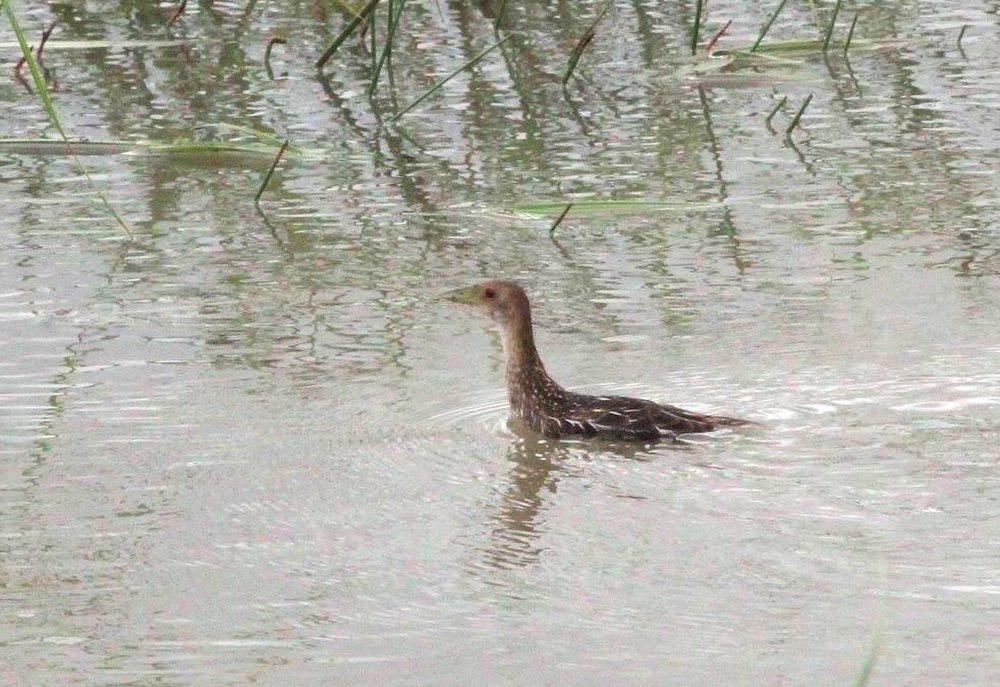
[549,203,573,235]
[255,140,289,206]
[316,0,381,70]
[751,0,789,52]
[785,93,813,136]
[822,0,843,53]
[563,0,612,85]
[393,34,511,119]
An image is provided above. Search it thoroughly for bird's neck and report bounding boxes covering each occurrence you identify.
[498,311,562,414]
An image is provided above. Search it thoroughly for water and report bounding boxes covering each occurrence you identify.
[2,1,998,683]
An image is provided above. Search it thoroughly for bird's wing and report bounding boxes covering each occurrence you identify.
[562,395,724,439]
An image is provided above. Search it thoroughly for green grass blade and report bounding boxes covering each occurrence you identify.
[821,0,843,53]
[785,93,813,136]
[843,13,858,54]
[852,636,881,687]
[2,0,131,237]
[255,140,289,206]
[548,203,572,235]
[369,0,405,95]
[392,34,512,120]
[765,95,787,126]
[563,0,612,85]
[690,0,703,55]
[2,1,64,138]
[493,0,509,32]
[316,0,381,70]
[751,0,789,52]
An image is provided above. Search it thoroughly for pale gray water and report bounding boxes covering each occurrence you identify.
[1,1,998,684]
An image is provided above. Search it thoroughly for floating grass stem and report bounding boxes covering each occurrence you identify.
[705,20,732,54]
[2,0,131,237]
[765,95,787,126]
[316,0,381,70]
[264,36,286,79]
[751,0,789,52]
[822,0,843,53]
[690,0,703,55]
[255,139,289,206]
[785,93,813,136]
[844,12,858,54]
[563,0,612,85]
[549,203,573,235]
[393,34,511,119]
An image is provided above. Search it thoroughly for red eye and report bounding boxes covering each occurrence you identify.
[484,288,496,299]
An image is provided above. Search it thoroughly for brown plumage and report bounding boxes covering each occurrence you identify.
[445,279,748,442]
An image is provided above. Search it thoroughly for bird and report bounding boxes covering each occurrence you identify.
[445,279,748,442]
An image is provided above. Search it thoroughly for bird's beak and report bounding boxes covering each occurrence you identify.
[442,285,480,305]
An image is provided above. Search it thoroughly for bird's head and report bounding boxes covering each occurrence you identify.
[443,279,530,325]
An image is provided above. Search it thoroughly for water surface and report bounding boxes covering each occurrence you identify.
[1,1,998,684]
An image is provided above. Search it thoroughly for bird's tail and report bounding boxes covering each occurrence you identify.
[705,414,756,428]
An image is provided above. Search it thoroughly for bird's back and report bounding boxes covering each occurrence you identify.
[526,391,747,441]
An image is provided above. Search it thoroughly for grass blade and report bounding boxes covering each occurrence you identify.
[852,636,881,687]
[167,0,187,27]
[392,34,512,120]
[563,1,612,85]
[751,0,789,52]
[765,95,787,126]
[548,203,572,235]
[690,0,703,55]
[821,0,842,53]
[369,0,405,95]
[264,36,286,79]
[785,93,813,136]
[316,0,381,70]
[2,0,131,237]
[843,12,858,54]
[493,0,509,32]
[704,19,732,54]
[255,140,289,206]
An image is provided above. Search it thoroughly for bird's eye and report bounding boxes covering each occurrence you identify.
[484,288,496,299]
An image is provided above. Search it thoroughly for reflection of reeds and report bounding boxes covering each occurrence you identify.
[2,0,132,237]
[563,0,612,85]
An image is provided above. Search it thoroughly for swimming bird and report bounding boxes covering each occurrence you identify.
[445,279,747,442]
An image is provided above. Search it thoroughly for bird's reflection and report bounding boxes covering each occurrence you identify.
[480,424,668,572]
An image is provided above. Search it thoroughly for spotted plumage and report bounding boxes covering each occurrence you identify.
[446,279,747,441]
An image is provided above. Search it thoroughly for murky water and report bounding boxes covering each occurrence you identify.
[2,1,998,684]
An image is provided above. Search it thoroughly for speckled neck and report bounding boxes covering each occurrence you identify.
[498,306,564,419]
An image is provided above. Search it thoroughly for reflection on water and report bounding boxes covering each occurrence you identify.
[1,0,999,683]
